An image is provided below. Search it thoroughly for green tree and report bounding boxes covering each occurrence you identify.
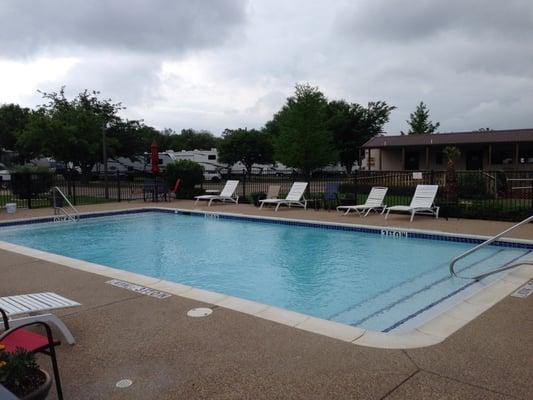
[403,101,440,135]
[17,88,123,177]
[15,109,49,162]
[271,83,337,177]
[443,146,461,203]
[218,128,273,175]
[327,100,395,173]
[0,104,30,157]
[173,129,220,150]
[107,120,161,158]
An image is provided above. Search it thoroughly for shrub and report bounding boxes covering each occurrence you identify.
[164,160,204,198]
[10,166,53,199]
[175,187,204,200]
[442,202,530,222]
[249,191,266,206]
[457,173,487,200]
[338,183,356,194]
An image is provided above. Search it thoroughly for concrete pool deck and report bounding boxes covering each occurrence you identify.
[1,201,532,398]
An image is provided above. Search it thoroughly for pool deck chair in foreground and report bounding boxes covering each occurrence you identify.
[259,182,308,211]
[194,180,240,207]
[385,184,439,222]
[0,292,80,345]
[337,186,388,216]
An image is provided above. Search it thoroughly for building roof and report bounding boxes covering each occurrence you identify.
[362,128,533,148]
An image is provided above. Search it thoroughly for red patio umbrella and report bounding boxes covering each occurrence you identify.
[150,141,160,174]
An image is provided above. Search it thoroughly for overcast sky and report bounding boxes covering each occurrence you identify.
[1,0,532,135]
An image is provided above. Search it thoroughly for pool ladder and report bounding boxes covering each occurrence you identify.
[51,186,80,222]
[449,215,533,280]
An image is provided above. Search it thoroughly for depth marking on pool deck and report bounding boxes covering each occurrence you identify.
[380,229,409,238]
[106,279,171,299]
[511,280,533,298]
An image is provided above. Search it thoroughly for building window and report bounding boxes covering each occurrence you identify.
[491,148,513,164]
[435,151,443,165]
[404,151,420,170]
[208,155,216,160]
[519,146,533,164]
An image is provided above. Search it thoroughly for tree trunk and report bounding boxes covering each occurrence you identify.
[445,161,458,203]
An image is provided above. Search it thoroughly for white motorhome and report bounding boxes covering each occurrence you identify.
[93,156,147,176]
[170,148,296,176]
[170,149,223,181]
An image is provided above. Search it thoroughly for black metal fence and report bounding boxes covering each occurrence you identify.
[205,170,533,221]
[1,172,147,209]
[1,170,532,221]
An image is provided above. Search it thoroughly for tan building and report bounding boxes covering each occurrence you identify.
[362,129,533,171]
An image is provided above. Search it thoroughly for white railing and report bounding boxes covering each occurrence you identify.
[51,186,80,222]
[449,215,533,279]
[507,178,533,191]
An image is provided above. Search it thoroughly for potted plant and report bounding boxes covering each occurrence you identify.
[0,344,52,400]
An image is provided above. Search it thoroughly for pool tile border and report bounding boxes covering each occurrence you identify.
[1,207,532,349]
[2,206,533,250]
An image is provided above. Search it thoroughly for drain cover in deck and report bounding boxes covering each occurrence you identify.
[116,379,133,388]
[187,307,213,317]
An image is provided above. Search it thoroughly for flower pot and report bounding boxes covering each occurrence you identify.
[20,369,53,400]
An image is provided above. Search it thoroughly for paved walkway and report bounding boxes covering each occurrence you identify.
[1,201,532,399]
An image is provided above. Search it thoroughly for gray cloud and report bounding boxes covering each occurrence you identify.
[341,0,533,43]
[0,0,532,135]
[0,0,247,57]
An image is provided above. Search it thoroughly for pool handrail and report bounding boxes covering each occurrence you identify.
[51,186,80,222]
[449,215,533,279]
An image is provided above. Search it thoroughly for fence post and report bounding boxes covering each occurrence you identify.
[72,177,77,205]
[242,171,247,200]
[353,169,358,204]
[66,173,71,196]
[530,179,533,211]
[117,171,121,202]
[430,170,434,185]
[27,173,32,209]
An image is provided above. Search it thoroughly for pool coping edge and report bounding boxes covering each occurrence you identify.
[1,207,532,349]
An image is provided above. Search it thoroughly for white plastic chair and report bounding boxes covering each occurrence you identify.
[385,185,439,222]
[0,292,80,344]
[337,186,388,216]
[194,180,240,206]
[259,182,308,211]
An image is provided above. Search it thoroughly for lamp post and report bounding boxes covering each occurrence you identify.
[102,122,109,199]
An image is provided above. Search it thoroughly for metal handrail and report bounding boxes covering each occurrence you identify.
[51,186,80,222]
[449,215,533,279]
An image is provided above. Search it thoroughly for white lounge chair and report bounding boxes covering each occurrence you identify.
[336,186,388,217]
[194,180,239,206]
[266,185,281,200]
[259,182,308,211]
[0,292,80,344]
[385,185,439,222]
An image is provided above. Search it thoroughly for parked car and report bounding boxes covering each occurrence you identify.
[204,170,222,182]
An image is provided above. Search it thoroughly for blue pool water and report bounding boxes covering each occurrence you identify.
[0,211,528,331]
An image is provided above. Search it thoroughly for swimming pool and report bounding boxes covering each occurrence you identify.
[0,209,530,332]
